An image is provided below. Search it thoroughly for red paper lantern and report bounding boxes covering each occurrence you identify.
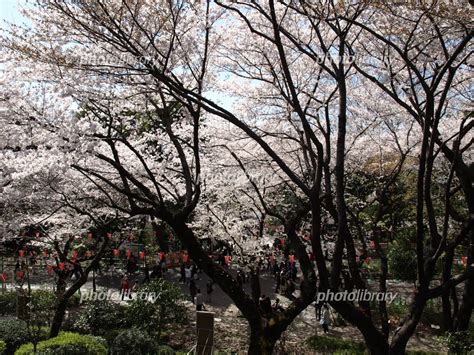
[225,255,231,265]
[461,256,467,267]
[17,271,23,280]
[42,250,48,257]
[126,249,132,259]
[289,254,295,263]
[139,251,145,260]
[19,250,25,257]
[113,249,119,257]
[59,262,65,271]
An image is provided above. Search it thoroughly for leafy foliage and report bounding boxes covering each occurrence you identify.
[0,319,29,354]
[0,292,17,316]
[125,279,187,337]
[72,299,127,336]
[110,328,159,355]
[306,335,365,354]
[440,330,473,354]
[388,240,417,282]
[14,332,107,355]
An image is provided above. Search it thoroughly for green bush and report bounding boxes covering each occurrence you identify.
[306,335,365,354]
[15,332,107,355]
[0,319,29,354]
[441,330,473,354]
[388,240,417,282]
[73,299,128,336]
[110,328,158,354]
[30,289,79,309]
[0,340,6,355]
[30,290,56,310]
[156,345,176,354]
[0,292,17,315]
[125,279,187,337]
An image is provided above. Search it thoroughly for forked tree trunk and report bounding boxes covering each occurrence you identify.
[331,301,389,354]
[388,296,426,355]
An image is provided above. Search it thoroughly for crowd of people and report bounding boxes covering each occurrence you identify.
[103,248,332,333]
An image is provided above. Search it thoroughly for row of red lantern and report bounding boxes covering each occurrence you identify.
[19,250,92,258]
[87,232,115,240]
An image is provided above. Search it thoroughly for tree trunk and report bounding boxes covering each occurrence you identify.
[248,325,277,355]
[389,295,426,355]
[379,256,390,339]
[331,301,389,354]
[49,298,68,338]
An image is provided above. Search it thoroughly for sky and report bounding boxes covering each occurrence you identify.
[0,0,236,110]
[0,0,27,26]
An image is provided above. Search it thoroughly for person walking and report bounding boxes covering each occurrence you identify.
[320,303,330,334]
[195,288,204,311]
[274,271,281,293]
[179,263,186,283]
[189,279,197,304]
[206,279,213,303]
[120,275,131,300]
[185,266,192,285]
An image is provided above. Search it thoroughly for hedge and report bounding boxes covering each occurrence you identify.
[15,332,107,355]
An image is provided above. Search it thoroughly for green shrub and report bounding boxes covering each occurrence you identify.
[15,332,107,355]
[0,340,6,355]
[306,335,365,354]
[440,330,473,354]
[67,293,81,308]
[125,279,187,337]
[73,299,128,336]
[30,290,56,310]
[110,328,158,355]
[30,289,79,309]
[0,319,29,354]
[388,240,417,282]
[156,345,176,354]
[0,292,17,315]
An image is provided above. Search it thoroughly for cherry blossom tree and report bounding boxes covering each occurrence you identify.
[1,1,471,354]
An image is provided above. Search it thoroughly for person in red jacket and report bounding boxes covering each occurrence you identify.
[120,275,131,300]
